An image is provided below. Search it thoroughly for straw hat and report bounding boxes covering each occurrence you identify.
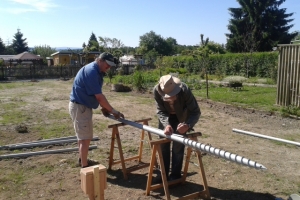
[158,75,182,98]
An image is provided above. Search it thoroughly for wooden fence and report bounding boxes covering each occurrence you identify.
[276,44,300,107]
[0,65,81,80]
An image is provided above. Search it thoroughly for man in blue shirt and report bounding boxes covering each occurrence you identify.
[69,52,124,168]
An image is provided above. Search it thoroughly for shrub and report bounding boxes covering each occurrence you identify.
[132,71,145,92]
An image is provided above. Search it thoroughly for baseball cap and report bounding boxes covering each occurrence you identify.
[99,52,116,67]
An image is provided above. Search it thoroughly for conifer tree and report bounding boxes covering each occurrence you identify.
[226,0,298,52]
[12,28,29,54]
[0,37,5,54]
[87,32,98,49]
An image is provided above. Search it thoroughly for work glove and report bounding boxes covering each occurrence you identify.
[111,109,125,119]
[101,107,110,117]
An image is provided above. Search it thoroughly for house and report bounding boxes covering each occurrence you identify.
[0,52,43,67]
[50,51,101,66]
[118,54,145,74]
[119,54,144,65]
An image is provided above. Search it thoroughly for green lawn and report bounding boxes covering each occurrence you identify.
[193,85,279,113]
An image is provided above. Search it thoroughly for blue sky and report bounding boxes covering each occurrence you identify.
[1,0,299,48]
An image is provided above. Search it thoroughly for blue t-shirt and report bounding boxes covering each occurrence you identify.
[70,61,103,109]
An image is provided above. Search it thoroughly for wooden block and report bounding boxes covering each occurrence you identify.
[80,164,107,196]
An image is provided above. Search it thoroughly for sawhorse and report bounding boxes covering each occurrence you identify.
[108,118,152,180]
[145,132,210,200]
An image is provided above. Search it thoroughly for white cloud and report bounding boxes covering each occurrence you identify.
[6,7,35,14]
[7,0,58,13]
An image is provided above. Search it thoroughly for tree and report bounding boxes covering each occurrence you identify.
[98,37,124,52]
[165,37,178,55]
[143,49,159,65]
[3,45,15,55]
[87,32,98,49]
[31,45,56,64]
[292,32,300,43]
[177,45,198,55]
[0,37,5,54]
[82,42,86,49]
[12,28,29,54]
[138,31,173,56]
[226,0,298,52]
[200,34,209,47]
[88,40,103,52]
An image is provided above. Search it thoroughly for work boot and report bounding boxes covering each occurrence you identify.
[152,174,170,184]
[169,173,182,181]
[78,158,99,168]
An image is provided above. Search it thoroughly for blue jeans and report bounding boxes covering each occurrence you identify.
[159,114,185,178]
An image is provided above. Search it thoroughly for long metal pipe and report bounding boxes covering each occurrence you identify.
[3,137,99,150]
[233,128,300,147]
[0,145,98,159]
[0,136,92,150]
[13,136,78,145]
[107,115,267,170]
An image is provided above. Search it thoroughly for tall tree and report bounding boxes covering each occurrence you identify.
[226,0,298,52]
[31,45,56,64]
[200,34,209,47]
[0,37,5,54]
[98,37,124,52]
[82,42,86,49]
[12,28,29,54]
[138,31,174,56]
[87,32,98,49]
[165,37,178,55]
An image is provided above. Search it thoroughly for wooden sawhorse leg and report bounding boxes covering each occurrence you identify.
[108,118,152,180]
[146,133,211,200]
[146,139,172,200]
[182,132,210,199]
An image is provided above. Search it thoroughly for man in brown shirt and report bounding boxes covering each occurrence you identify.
[153,75,201,182]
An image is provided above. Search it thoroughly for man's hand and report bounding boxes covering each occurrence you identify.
[101,107,110,117]
[176,123,189,134]
[111,109,125,119]
[164,125,173,135]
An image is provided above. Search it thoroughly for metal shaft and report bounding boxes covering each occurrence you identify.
[0,145,98,159]
[3,137,99,150]
[233,128,300,147]
[107,115,267,170]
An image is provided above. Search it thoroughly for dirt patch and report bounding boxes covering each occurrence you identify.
[0,80,299,200]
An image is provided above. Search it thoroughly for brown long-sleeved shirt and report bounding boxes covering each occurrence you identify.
[153,82,201,129]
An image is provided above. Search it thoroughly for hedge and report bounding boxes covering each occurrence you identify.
[158,52,278,80]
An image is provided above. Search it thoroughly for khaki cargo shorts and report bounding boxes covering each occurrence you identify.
[69,102,93,140]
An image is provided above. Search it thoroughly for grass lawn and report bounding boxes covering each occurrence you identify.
[192,85,279,113]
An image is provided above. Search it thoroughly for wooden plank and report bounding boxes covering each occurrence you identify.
[111,155,140,165]
[115,127,128,180]
[295,46,300,107]
[276,47,282,105]
[93,166,100,200]
[291,46,297,105]
[108,126,117,170]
